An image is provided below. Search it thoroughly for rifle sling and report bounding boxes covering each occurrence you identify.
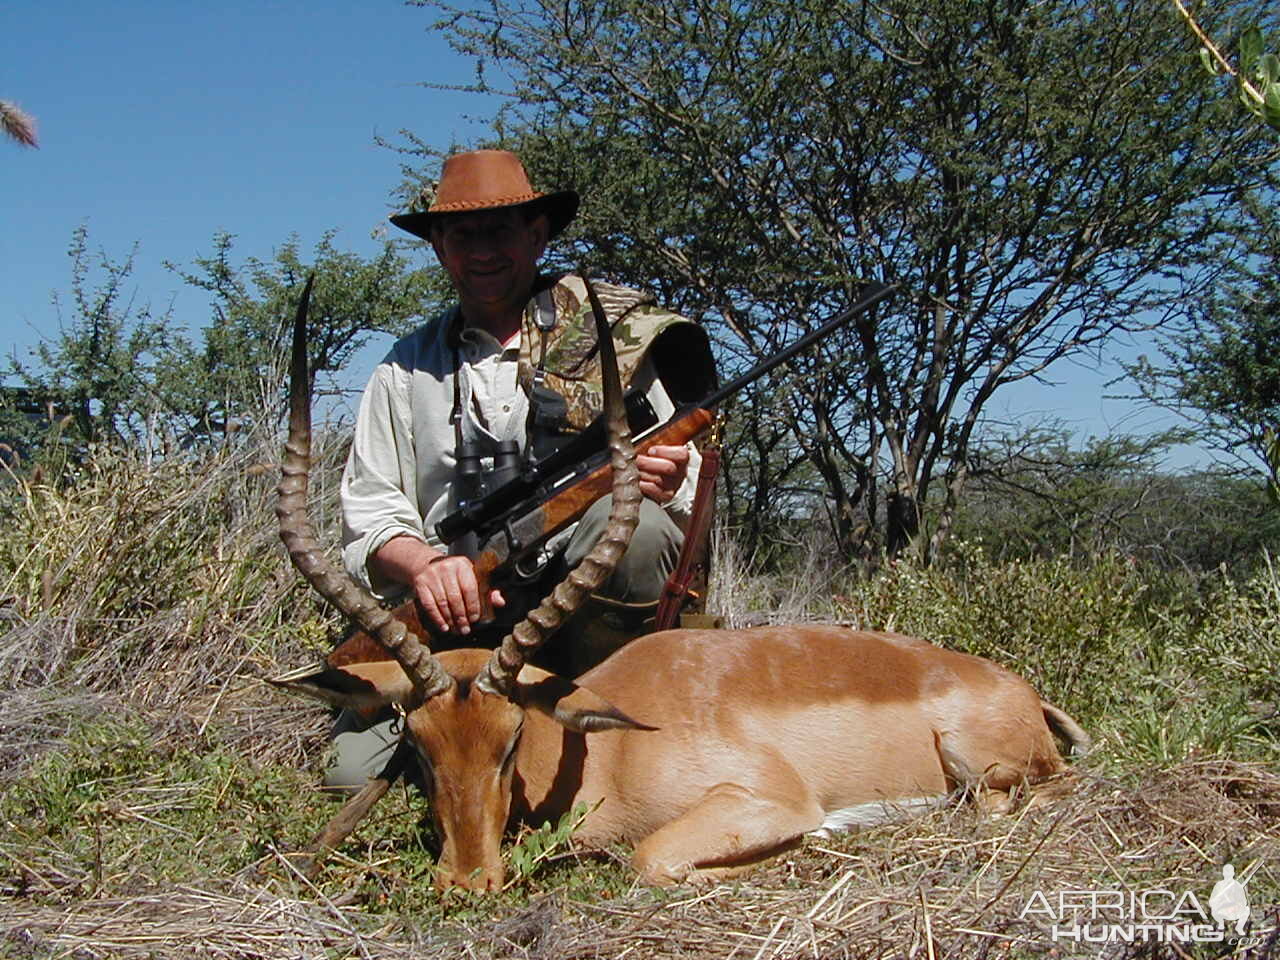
[653,441,721,631]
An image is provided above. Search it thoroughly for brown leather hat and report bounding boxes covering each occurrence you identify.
[389,149,580,241]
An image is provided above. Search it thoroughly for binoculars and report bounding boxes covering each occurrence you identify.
[454,438,522,509]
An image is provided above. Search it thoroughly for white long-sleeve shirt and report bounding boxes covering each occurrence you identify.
[340,300,698,598]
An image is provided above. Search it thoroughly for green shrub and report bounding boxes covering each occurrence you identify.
[831,540,1280,769]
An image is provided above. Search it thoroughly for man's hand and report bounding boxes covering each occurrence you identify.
[636,444,690,505]
[410,555,507,636]
[372,535,504,635]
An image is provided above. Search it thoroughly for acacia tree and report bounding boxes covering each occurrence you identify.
[1130,196,1280,482]
[1145,6,1280,496]
[411,0,1273,562]
[159,231,442,448]
[6,226,173,453]
[6,228,439,463]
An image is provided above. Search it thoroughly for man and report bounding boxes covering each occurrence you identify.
[341,150,712,637]
[328,150,714,788]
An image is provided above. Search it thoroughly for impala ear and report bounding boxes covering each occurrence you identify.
[515,671,657,734]
[268,660,416,712]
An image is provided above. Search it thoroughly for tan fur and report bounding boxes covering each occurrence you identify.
[286,624,1085,889]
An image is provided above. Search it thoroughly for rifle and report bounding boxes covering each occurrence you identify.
[324,280,896,665]
[444,280,897,619]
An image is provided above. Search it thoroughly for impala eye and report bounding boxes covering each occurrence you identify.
[413,745,436,792]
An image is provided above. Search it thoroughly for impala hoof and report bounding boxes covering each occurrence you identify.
[632,852,693,887]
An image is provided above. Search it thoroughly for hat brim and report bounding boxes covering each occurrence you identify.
[389,190,580,242]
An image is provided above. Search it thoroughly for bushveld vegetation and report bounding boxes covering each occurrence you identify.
[5,1,1280,954]
[0,421,1276,958]
[408,0,1280,565]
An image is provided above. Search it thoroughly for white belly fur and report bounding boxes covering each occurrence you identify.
[808,794,949,838]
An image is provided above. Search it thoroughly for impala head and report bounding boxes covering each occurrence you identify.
[333,649,641,889]
[274,275,646,890]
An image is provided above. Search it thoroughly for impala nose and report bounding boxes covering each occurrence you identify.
[437,865,505,892]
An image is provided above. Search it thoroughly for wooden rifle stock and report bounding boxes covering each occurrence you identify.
[327,405,716,664]
[470,405,716,619]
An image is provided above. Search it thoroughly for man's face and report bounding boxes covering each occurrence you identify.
[430,207,548,330]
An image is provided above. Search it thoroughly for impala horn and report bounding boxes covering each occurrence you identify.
[275,276,454,702]
[475,274,643,696]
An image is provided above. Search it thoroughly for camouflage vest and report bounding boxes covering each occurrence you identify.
[516,274,709,430]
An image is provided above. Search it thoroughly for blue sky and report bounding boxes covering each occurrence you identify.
[2,1,1204,464]
[3,1,490,395]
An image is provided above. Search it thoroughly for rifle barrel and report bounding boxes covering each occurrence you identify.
[697,281,896,412]
[435,281,896,547]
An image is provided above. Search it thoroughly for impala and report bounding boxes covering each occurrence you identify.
[273,279,1089,890]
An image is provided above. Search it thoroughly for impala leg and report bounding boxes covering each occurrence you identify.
[933,728,1046,816]
[631,781,824,886]
[295,737,414,880]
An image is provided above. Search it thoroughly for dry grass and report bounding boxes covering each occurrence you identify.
[2,436,1279,958]
[2,760,1277,958]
